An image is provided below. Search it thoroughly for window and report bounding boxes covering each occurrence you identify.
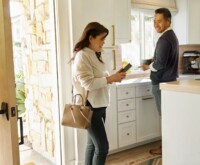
[121,10,159,74]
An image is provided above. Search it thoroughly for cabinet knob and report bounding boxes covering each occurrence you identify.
[127,133,130,136]
[126,115,129,118]
[126,92,129,95]
[126,104,129,106]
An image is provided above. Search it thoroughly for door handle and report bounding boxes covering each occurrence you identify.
[18,117,24,145]
[0,102,9,120]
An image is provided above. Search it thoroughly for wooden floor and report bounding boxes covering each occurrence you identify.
[106,141,161,165]
[21,140,161,165]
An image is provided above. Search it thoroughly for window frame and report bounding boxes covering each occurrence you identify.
[121,9,157,78]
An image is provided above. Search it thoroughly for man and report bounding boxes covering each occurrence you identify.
[140,8,179,155]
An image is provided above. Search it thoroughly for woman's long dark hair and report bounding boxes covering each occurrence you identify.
[70,22,109,63]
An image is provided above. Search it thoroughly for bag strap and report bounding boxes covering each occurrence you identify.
[84,90,89,106]
[72,85,89,106]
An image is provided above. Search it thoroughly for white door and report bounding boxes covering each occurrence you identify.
[0,0,20,164]
[136,96,161,142]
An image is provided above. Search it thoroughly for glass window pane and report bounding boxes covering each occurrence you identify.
[121,12,140,73]
[121,10,157,74]
[144,14,155,60]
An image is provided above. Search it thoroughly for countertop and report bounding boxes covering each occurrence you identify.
[160,79,200,94]
[116,77,151,88]
[117,74,200,90]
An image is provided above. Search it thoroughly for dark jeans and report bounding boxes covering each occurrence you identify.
[84,102,109,165]
[152,84,161,116]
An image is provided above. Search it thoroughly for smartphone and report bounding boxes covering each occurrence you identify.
[120,63,132,72]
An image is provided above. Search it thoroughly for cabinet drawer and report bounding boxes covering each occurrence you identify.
[117,87,135,100]
[118,98,135,112]
[118,110,136,124]
[136,85,152,97]
[118,121,136,147]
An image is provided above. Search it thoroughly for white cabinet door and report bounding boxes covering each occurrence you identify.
[187,0,200,44]
[118,121,137,148]
[114,0,131,44]
[105,84,118,151]
[101,48,116,74]
[71,0,131,47]
[71,0,114,47]
[136,97,161,143]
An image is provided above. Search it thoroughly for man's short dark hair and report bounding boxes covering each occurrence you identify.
[155,8,171,22]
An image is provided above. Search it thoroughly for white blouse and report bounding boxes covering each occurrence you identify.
[72,47,110,108]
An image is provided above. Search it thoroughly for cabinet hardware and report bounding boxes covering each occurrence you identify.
[112,50,116,70]
[112,25,115,46]
[126,104,129,106]
[142,97,154,100]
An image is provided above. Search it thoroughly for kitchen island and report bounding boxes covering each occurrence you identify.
[160,79,200,165]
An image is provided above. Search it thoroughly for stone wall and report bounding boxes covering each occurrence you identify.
[22,0,55,161]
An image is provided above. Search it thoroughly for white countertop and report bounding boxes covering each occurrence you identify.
[116,74,200,88]
[116,77,151,88]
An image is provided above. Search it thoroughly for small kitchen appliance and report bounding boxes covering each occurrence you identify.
[183,51,200,74]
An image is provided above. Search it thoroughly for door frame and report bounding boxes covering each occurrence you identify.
[54,0,76,164]
[0,0,20,164]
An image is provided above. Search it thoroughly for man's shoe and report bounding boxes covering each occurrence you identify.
[149,146,162,155]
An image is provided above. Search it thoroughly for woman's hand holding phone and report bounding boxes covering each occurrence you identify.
[106,71,126,84]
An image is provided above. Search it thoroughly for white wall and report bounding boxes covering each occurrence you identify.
[187,0,200,44]
[173,0,188,44]
[173,0,200,44]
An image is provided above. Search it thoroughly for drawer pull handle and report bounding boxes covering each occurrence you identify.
[142,97,154,100]
[126,104,129,106]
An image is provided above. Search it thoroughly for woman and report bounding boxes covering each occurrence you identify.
[71,22,126,165]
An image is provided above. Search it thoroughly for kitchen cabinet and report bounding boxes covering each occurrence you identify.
[71,0,131,47]
[105,83,118,151]
[101,48,116,74]
[114,0,131,44]
[174,0,200,44]
[187,0,200,44]
[117,86,137,148]
[116,79,161,148]
[160,79,200,165]
[135,85,161,142]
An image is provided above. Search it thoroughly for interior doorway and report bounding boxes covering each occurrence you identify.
[9,0,61,164]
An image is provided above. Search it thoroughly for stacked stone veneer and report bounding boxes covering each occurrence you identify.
[22,0,55,161]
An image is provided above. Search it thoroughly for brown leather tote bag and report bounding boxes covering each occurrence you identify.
[61,94,93,129]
